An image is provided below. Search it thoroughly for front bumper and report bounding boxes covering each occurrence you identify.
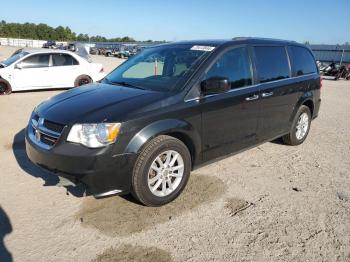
[25,127,137,196]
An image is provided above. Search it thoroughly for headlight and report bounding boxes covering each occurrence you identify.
[67,123,121,148]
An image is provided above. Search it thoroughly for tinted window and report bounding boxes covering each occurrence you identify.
[52,54,79,66]
[289,46,317,76]
[254,46,290,83]
[21,54,50,68]
[205,47,252,89]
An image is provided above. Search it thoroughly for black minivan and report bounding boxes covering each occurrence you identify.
[26,38,321,206]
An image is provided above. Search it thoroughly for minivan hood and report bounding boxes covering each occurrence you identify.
[36,83,166,124]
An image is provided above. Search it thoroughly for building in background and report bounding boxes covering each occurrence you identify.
[309,44,350,64]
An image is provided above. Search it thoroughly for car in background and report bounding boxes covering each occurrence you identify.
[115,50,131,59]
[104,48,116,57]
[55,43,65,50]
[0,48,105,94]
[42,40,57,49]
[67,43,76,52]
[104,48,131,59]
[90,47,99,55]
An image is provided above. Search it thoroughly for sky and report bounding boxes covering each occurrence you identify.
[1,0,349,44]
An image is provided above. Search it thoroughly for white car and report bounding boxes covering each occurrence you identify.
[0,48,106,95]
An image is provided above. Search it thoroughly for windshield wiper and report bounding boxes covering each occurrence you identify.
[109,80,145,90]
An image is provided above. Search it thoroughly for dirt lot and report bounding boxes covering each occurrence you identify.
[0,45,350,262]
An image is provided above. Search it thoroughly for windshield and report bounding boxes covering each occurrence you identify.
[103,44,214,91]
[1,51,29,66]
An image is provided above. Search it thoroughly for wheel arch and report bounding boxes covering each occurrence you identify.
[290,94,314,123]
[0,77,12,94]
[124,119,201,167]
[302,99,314,117]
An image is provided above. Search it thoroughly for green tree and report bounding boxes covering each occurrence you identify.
[54,26,66,41]
[0,20,144,43]
[121,36,135,42]
[90,35,107,42]
[76,33,89,42]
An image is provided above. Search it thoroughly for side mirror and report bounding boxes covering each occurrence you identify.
[15,63,23,69]
[201,77,230,96]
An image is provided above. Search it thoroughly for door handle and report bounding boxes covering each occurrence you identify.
[261,92,273,98]
[245,94,259,101]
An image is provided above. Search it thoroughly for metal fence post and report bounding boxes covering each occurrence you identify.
[340,49,344,66]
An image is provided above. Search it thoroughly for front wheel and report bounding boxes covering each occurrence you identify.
[0,79,12,95]
[282,105,311,146]
[132,135,191,206]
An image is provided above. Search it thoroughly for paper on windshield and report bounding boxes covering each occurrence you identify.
[190,45,215,52]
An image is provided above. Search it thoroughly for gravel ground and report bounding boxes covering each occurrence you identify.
[0,45,350,262]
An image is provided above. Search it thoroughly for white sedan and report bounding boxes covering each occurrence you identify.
[0,48,106,95]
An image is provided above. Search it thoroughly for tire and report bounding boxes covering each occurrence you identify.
[74,75,92,87]
[0,79,12,95]
[282,105,311,146]
[132,135,191,206]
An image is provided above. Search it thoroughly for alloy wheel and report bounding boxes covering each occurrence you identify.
[295,112,309,140]
[147,150,184,197]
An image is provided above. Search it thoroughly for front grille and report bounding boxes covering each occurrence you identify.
[44,120,65,133]
[40,133,57,146]
[30,114,66,149]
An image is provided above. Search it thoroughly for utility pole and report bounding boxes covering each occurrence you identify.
[339,49,344,66]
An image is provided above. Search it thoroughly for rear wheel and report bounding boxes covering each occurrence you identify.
[132,135,191,206]
[74,75,92,87]
[0,79,12,95]
[282,105,311,146]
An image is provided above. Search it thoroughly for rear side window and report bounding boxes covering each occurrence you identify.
[289,46,317,76]
[52,54,79,66]
[254,46,290,83]
[205,47,252,89]
[21,54,50,69]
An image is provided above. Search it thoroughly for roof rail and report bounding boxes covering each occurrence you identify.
[232,36,297,43]
[232,37,250,40]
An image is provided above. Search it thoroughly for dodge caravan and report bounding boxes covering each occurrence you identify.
[25,38,321,206]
